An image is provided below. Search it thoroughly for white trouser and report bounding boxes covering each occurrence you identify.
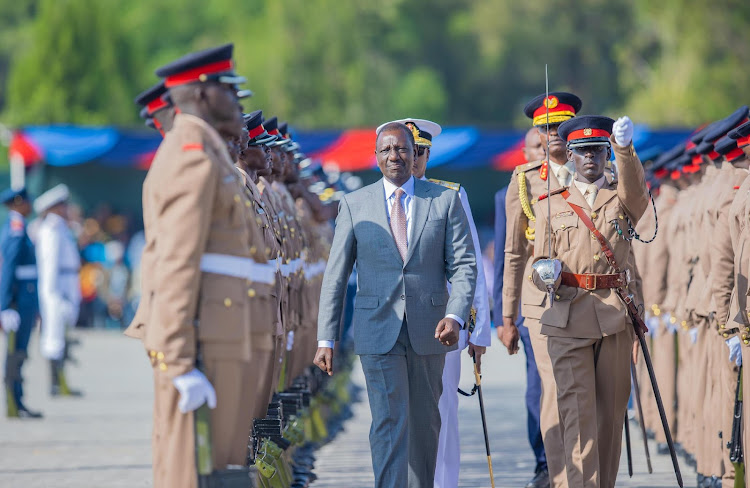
[434,328,469,488]
[40,306,70,361]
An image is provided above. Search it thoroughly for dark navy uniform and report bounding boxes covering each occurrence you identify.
[0,188,41,417]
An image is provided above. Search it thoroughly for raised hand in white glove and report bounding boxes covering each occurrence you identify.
[613,116,634,147]
[689,327,699,344]
[0,309,20,332]
[172,369,217,413]
[726,336,743,366]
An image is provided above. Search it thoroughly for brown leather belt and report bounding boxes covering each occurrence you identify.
[561,271,629,291]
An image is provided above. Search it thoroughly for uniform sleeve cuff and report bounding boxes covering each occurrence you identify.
[318,340,335,349]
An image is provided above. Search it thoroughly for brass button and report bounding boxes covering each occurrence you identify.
[224,298,232,307]
[555,294,561,300]
[720,324,726,329]
[250,246,257,255]
[245,201,252,208]
[156,352,164,360]
[234,194,241,203]
[619,214,624,220]
[159,363,167,371]
[593,254,600,261]
[248,289,256,298]
[528,274,532,281]
[265,248,272,256]
[591,233,597,240]
[591,211,598,218]
[670,317,677,324]
[723,333,729,338]
[149,350,157,358]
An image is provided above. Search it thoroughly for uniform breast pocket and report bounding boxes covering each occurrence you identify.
[604,205,627,242]
[424,218,445,227]
[552,214,579,250]
[197,277,247,343]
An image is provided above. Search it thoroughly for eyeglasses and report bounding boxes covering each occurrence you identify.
[571,145,608,155]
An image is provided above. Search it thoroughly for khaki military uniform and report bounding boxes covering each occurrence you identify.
[730,172,750,488]
[635,184,678,444]
[258,177,294,392]
[272,181,308,385]
[130,114,269,487]
[503,158,570,486]
[531,140,648,488]
[236,167,283,417]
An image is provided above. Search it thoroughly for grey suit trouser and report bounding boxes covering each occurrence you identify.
[360,320,446,488]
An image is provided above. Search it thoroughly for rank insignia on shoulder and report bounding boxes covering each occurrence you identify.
[539,160,548,180]
[427,178,460,191]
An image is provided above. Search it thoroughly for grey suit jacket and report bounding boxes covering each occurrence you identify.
[317,177,477,356]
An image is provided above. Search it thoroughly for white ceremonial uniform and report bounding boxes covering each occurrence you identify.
[432,180,491,488]
[37,213,81,360]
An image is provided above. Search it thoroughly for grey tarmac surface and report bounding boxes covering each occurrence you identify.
[0,330,694,487]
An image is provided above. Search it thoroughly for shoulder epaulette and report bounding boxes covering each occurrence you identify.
[537,187,568,202]
[516,159,544,172]
[428,178,460,191]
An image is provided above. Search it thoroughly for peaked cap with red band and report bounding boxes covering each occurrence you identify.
[729,120,750,148]
[523,91,583,127]
[155,43,246,88]
[703,105,749,143]
[134,80,171,116]
[243,110,277,146]
[715,135,745,162]
[264,117,291,147]
[558,115,615,148]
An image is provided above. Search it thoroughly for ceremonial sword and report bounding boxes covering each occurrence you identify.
[630,360,653,473]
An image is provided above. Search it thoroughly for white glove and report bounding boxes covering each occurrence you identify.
[0,309,20,333]
[689,327,699,344]
[172,369,217,413]
[613,116,634,147]
[286,331,295,351]
[646,316,660,337]
[726,336,743,366]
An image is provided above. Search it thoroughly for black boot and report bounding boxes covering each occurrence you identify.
[11,356,41,418]
[50,360,82,397]
[525,465,550,488]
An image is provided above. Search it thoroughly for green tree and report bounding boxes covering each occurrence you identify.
[5,0,140,125]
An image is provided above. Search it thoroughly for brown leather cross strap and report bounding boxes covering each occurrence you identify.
[561,271,629,290]
[560,190,621,273]
[559,189,648,333]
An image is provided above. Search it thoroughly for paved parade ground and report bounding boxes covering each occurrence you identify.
[0,330,693,487]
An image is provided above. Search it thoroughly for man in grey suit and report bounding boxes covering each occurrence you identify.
[314,122,477,487]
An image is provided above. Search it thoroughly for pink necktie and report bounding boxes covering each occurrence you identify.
[390,188,408,260]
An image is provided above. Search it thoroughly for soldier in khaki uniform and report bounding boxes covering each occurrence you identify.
[709,131,750,488]
[257,118,298,392]
[633,150,680,455]
[127,44,269,487]
[235,110,286,416]
[530,115,648,488]
[502,91,582,487]
[726,120,750,488]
